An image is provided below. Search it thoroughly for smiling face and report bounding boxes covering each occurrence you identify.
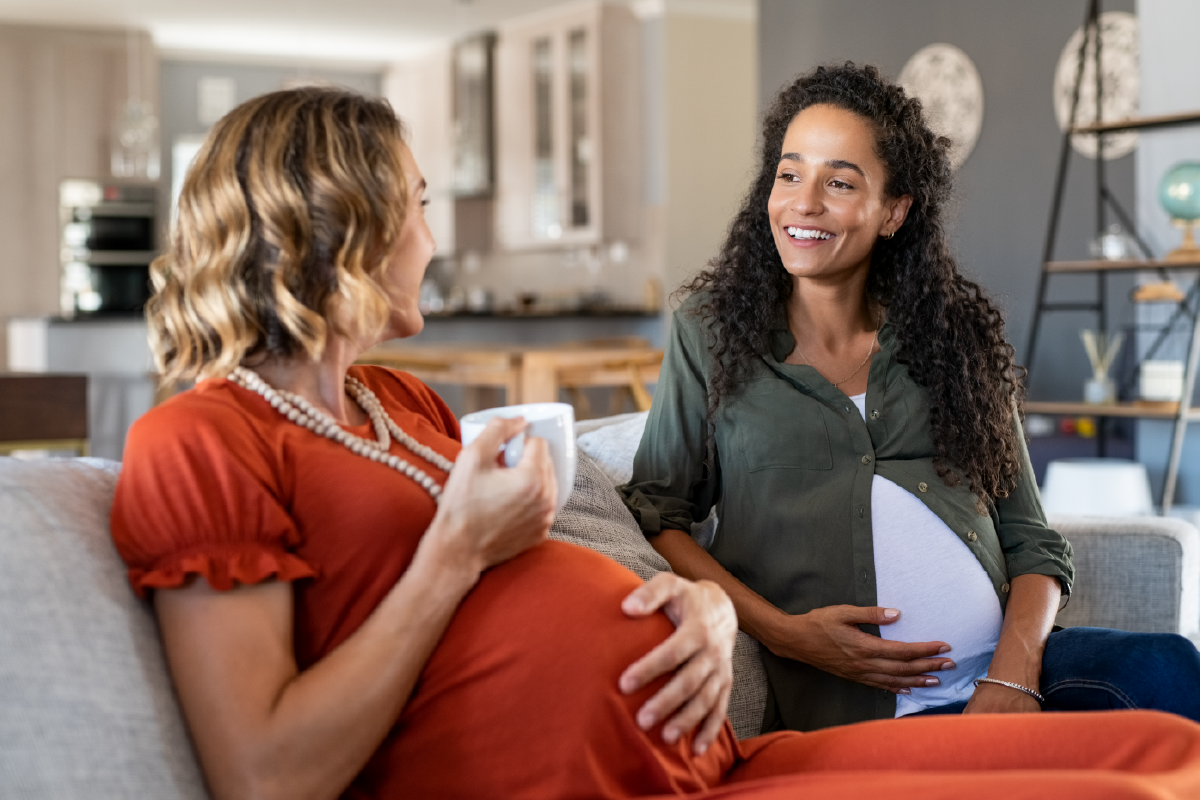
[767,104,911,284]
[379,143,436,341]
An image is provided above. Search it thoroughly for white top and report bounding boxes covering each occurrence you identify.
[848,392,1002,716]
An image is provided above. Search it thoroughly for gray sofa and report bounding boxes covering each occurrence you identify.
[2,411,1198,799]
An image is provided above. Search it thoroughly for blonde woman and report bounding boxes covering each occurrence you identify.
[111,87,1200,800]
[113,88,738,799]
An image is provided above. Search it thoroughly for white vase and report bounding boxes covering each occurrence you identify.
[1083,376,1116,405]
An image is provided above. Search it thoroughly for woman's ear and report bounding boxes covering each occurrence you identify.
[883,194,914,237]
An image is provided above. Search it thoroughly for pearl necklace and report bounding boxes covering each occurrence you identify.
[228,367,454,503]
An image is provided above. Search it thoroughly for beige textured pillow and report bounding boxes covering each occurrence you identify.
[551,451,767,739]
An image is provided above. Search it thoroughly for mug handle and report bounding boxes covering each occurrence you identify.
[499,430,525,468]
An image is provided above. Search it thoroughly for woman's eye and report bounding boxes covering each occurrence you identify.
[830,179,852,190]
[420,197,431,208]
[777,172,799,183]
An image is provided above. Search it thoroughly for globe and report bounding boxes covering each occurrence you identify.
[1159,161,1200,222]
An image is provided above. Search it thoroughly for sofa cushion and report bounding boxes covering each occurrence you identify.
[1051,514,1200,638]
[552,450,671,581]
[0,457,209,800]
[554,447,767,739]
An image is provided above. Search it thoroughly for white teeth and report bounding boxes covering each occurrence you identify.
[786,227,832,240]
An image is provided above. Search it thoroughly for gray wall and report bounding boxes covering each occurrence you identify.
[758,0,1137,402]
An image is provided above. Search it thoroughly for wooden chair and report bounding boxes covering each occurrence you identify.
[356,345,522,414]
[0,374,89,456]
[358,338,663,419]
[557,351,663,418]
[522,340,663,420]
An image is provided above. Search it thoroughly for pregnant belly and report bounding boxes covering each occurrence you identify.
[870,477,1003,714]
[360,541,738,800]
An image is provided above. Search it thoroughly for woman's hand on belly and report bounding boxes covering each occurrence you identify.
[767,605,957,693]
[646,529,955,695]
[617,573,737,755]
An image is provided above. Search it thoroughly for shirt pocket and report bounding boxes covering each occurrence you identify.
[734,384,834,472]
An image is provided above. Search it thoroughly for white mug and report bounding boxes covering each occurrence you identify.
[459,402,577,511]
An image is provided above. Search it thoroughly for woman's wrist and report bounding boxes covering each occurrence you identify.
[754,606,806,660]
[409,520,484,599]
[983,639,1044,691]
[973,677,1044,704]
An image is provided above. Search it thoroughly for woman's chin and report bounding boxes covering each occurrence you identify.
[385,310,425,341]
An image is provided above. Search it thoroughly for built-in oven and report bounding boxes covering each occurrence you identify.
[59,180,158,317]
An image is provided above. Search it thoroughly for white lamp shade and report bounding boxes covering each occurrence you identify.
[1041,458,1154,517]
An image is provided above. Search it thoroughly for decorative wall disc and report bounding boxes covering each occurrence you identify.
[1053,11,1139,161]
[898,43,984,171]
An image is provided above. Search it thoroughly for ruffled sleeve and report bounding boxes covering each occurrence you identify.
[111,385,317,599]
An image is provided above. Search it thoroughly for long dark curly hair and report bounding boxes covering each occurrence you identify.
[685,62,1025,503]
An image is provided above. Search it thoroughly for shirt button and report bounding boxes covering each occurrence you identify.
[1001,583,1011,593]
[870,410,880,420]
[859,506,865,518]
[967,531,978,542]
[845,406,851,412]
[861,455,872,464]
[918,482,928,492]
[861,570,869,581]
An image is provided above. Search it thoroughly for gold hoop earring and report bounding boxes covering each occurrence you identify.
[883,231,895,240]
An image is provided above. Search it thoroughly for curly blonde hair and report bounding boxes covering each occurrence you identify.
[148,87,408,384]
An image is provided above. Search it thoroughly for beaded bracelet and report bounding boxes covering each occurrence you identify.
[973,677,1045,704]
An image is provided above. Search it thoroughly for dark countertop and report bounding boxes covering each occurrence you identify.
[423,307,660,319]
[43,308,662,323]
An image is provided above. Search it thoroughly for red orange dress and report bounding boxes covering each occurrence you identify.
[111,366,1200,800]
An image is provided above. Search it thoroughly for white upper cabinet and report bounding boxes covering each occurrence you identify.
[495,2,642,250]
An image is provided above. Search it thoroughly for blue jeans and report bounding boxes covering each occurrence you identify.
[910,627,1200,722]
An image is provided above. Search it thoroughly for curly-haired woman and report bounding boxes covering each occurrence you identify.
[108,84,1200,800]
[620,62,1200,733]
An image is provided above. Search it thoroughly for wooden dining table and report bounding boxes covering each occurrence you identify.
[356,338,664,415]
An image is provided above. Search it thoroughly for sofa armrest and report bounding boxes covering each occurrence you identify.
[1049,514,1200,639]
[0,457,209,799]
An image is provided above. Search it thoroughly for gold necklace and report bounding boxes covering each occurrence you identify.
[791,315,881,388]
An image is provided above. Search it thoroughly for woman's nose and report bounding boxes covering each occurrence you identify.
[791,180,823,215]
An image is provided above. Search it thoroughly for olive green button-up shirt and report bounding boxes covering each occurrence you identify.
[619,297,1074,733]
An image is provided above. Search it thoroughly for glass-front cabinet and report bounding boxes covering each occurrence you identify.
[495,1,641,250]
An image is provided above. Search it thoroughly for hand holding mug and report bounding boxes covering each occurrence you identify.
[460,402,577,511]
[425,416,557,576]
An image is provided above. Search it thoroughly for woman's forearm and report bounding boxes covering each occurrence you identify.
[650,528,791,649]
[156,533,480,800]
[984,572,1060,689]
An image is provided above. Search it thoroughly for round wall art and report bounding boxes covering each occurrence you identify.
[1053,10,1139,161]
[898,43,984,171]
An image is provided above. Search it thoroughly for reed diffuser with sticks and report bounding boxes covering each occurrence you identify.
[1080,329,1124,405]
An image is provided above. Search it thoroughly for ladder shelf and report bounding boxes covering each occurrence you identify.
[1024,0,1200,513]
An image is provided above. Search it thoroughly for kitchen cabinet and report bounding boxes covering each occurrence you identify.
[494,1,642,250]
